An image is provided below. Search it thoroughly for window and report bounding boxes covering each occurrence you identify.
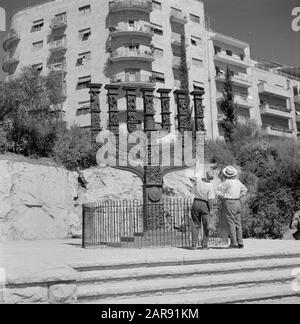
[32,63,43,71]
[193,81,204,91]
[190,14,200,24]
[32,40,43,50]
[293,86,299,96]
[152,1,162,10]
[191,36,201,47]
[192,58,203,68]
[154,47,164,57]
[226,49,233,56]
[214,46,221,54]
[128,20,135,27]
[79,5,91,15]
[153,71,165,83]
[77,75,91,89]
[77,100,90,116]
[77,51,91,66]
[152,24,163,36]
[79,28,91,41]
[32,19,44,32]
[240,53,245,61]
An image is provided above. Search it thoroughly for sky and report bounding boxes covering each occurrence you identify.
[0,0,299,81]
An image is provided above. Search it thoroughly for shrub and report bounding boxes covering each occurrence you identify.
[52,125,95,171]
[204,139,236,168]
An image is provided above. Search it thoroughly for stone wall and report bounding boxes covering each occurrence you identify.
[0,159,211,241]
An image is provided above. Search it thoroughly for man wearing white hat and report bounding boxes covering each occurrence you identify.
[217,166,247,249]
[189,170,216,249]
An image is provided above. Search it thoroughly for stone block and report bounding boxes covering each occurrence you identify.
[48,283,77,304]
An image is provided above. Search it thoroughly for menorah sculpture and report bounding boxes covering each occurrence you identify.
[88,83,206,231]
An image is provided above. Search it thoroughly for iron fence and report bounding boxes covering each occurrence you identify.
[82,198,229,249]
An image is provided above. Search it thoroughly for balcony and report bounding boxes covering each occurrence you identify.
[170,10,188,25]
[215,72,253,88]
[262,125,294,138]
[109,48,154,63]
[214,51,251,68]
[50,15,67,30]
[109,24,153,38]
[258,82,290,98]
[3,30,20,51]
[171,33,189,47]
[110,73,155,87]
[48,62,67,74]
[49,38,67,52]
[294,94,300,104]
[217,91,253,108]
[260,103,292,119]
[109,0,153,13]
[2,53,19,73]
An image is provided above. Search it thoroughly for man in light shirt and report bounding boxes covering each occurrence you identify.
[217,166,248,249]
[189,170,215,249]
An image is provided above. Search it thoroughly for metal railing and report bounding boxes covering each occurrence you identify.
[110,49,154,61]
[109,0,153,12]
[50,15,67,29]
[170,9,188,23]
[82,198,229,249]
[3,30,20,51]
[49,38,67,51]
[110,73,155,84]
[109,23,153,35]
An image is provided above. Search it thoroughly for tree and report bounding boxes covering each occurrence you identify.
[219,68,238,142]
[0,66,64,121]
[0,66,65,156]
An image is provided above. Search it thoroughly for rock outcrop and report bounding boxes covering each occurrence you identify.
[0,159,214,241]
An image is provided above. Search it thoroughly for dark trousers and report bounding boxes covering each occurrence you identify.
[191,199,210,247]
[224,200,243,246]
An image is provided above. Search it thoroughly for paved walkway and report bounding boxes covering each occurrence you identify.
[1,239,300,284]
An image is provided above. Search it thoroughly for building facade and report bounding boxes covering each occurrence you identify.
[2,0,300,140]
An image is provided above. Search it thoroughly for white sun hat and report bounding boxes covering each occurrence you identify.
[223,166,238,178]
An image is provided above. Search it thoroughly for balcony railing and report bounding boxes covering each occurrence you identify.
[171,33,189,47]
[294,94,300,104]
[50,15,67,30]
[49,38,67,52]
[109,24,153,37]
[260,103,292,119]
[110,73,155,85]
[48,62,66,73]
[214,51,251,68]
[216,72,253,88]
[170,9,188,24]
[109,0,153,13]
[262,125,294,138]
[258,82,290,98]
[109,49,154,62]
[3,30,20,51]
[2,53,19,73]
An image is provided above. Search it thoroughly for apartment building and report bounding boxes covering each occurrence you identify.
[2,0,300,140]
[2,0,209,135]
[207,31,300,139]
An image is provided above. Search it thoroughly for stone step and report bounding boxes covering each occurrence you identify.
[73,251,300,272]
[77,268,294,302]
[79,283,299,304]
[77,257,300,285]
